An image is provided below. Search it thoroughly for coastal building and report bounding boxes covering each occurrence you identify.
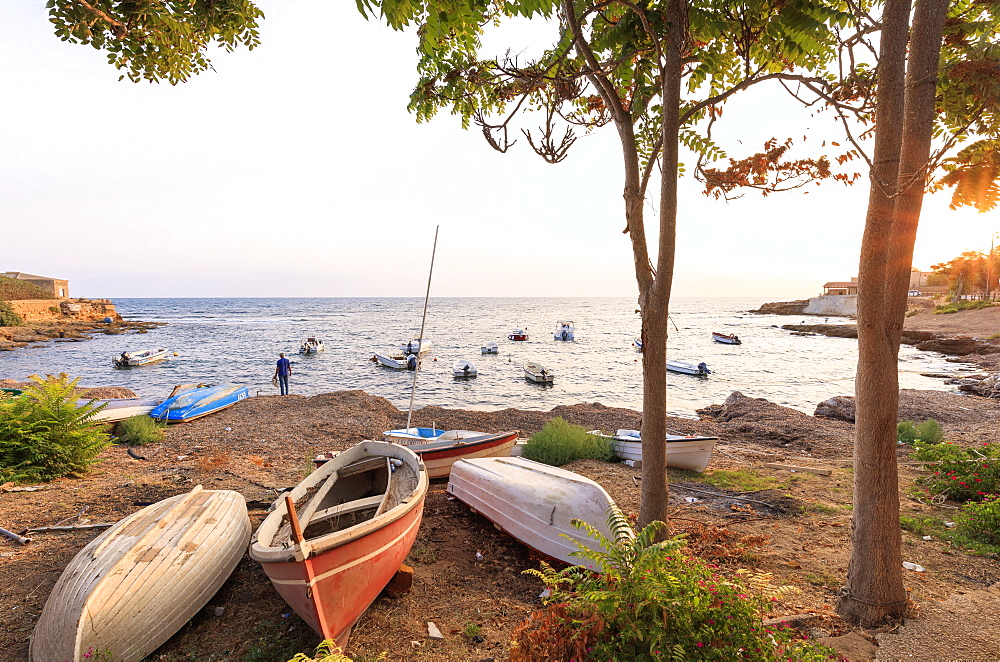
[822,279,858,296]
[2,271,69,298]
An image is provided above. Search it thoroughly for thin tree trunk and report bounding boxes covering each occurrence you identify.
[838,0,912,626]
[638,0,684,530]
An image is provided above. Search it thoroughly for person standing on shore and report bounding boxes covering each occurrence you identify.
[274,352,291,395]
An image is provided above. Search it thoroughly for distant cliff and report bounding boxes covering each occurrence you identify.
[749,299,809,315]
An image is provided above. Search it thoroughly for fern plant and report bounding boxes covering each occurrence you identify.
[511,508,836,661]
[0,375,110,483]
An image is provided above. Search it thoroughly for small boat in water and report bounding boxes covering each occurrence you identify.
[299,337,325,353]
[553,321,575,341]
[447,457,625,569]
[481,341,499,354]
[81,397,161,423]
[149,384,249,423]
[30,486,250,662]
[372,352,418,370]
[398,338,433,356]
[250,441,428,647]
[112,348,169,367]
[453,359,477,378]
[712,331,742,345]
[523,361,553,383]
[667,360,711,376]
[607,429,718,473]
[633,337,643,351]
[508,328,528,341]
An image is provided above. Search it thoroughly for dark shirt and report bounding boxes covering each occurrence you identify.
[276,357,291,376]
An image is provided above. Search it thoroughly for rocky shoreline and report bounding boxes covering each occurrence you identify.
[0,319,165,353]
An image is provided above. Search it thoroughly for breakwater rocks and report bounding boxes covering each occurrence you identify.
[946,373,1000,399]
[0,319,165,352]
[751,299,809,315]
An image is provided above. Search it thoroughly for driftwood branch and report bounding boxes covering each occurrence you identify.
[25,523,115,534]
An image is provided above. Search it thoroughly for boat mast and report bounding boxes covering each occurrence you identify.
[405,225,439,431]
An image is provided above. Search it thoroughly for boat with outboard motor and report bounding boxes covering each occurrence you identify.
[112,348,169,367]
[372,352,418,370]
[508,328,528,341]
[712,332,742,345]
[667,360,711,376]
[299,337,325,353]
[481,341,499,354]
[523,361,553,383]
[453,359,477,378]
[553,321,575,341]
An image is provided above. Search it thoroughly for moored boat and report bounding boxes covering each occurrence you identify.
[553,321,575,341]
[398,338,433,356]
[453,359,478,378]
[112,348,169,367]
[299,337,325,353]
[148,384,249,423]
[250,441,428,646]
[29,486,250,662]
[712,331,742,345]
[508,328,528,341]
[81,397,161,423]
[608,429,718,473]
[481,341,499,354]
[667,360,711,375]
[371,352,418,370]
[633,337,643,351]
[447,457,626,569]
[523,361,553,383]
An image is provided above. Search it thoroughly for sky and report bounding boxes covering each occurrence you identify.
[1,2,998,299]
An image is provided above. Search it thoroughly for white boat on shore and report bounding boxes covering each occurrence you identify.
[523,361,553,383]
[667,360,711,376]
[607,429,718,473]
[481,342,499,354]
[553,321,575,341]
[30,486,250,662]
[447,457,626,569]
[81,397,161,423]
[111,348,169,367]
[453,359,477,378]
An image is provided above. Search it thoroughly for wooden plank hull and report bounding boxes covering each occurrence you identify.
[250,441,428,646]
[447,457,625,569]
[30,487,250,662]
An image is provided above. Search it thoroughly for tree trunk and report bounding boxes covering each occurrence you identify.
[838,0,912,626]
[638,0,684,530]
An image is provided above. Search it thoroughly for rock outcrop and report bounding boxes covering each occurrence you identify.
[814,396,856,422]
[750,300,809,315]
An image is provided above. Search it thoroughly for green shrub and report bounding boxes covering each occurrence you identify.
[510,510,836,661]
[935,300,994,314]
[0,375,110,483]
[115,414,166,446]
[521,417,613,466]
[897,419,943,444]
[953,495,1000,554]
[913,441,1000,501]
[0,300,23,327]
[286,640,356,661]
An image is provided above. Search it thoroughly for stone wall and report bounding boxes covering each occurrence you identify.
[8,298,121,323]
[804,295,857,317]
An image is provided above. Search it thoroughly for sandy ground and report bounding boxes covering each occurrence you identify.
[903,305,1000,337]
[1,388,999,661]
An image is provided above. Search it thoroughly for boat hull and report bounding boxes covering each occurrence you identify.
[523,362,553,383]
[81,398,161,423]
[250,441,428,646]
[447,457,624,569]
[373,352,415,370]
[407,431,518,478]
[29,487,250,662]
[667,360,709,376]
[610,430,718,473]
[148,384,249,423]
[112,348,169,367]
[712,333,741,345]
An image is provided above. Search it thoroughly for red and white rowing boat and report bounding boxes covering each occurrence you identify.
[250,441,428,646]
[508,328,528,341]
[711,331,742,345]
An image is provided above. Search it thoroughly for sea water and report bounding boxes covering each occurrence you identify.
[0,297,976,418]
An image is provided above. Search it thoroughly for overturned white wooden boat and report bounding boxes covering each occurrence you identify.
[251,441,428,646]
[453,359,478,378]
[523,361,553,383]
[608,429,718,473]
[447,457,625,569]
[80,397,161,423]
[30,486,250,662]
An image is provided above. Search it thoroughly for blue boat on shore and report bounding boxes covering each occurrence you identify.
[149,384,249,423]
